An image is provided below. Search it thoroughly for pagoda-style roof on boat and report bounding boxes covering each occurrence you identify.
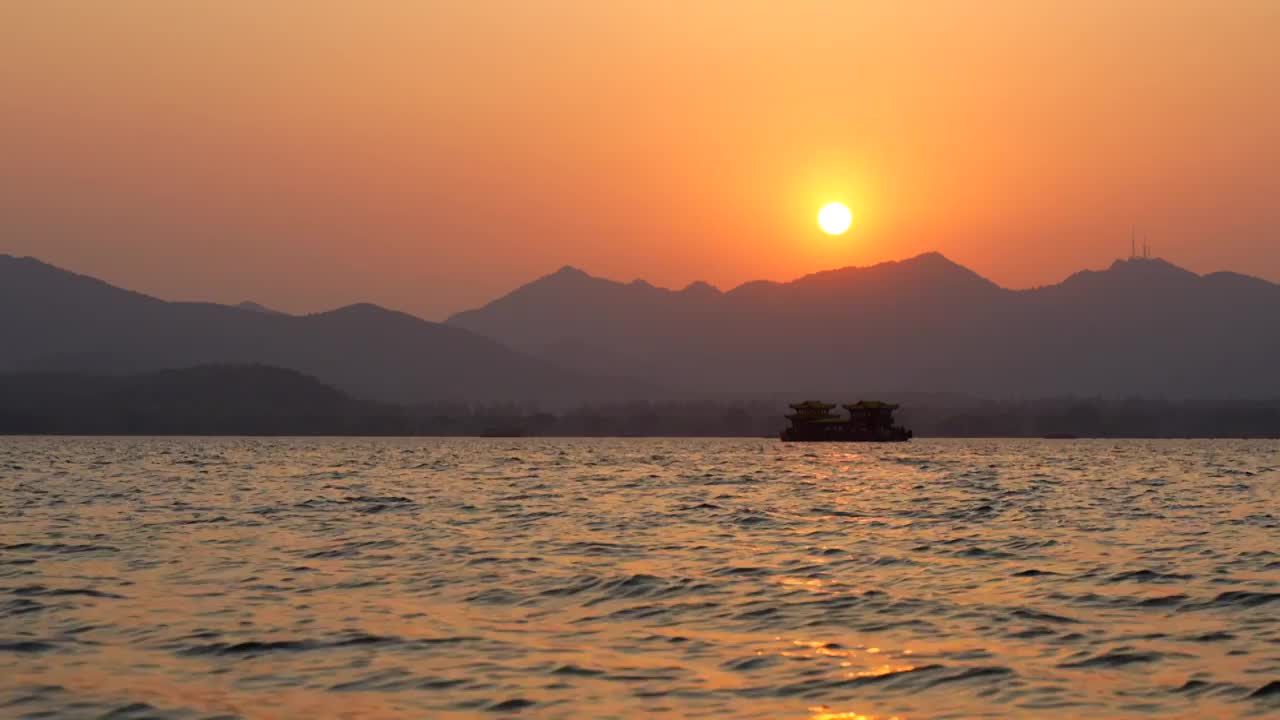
[780,398,913,442]
[844,400,900,411]
[789,401,836,411]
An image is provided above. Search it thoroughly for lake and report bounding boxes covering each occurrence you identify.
[1,437,1278,718]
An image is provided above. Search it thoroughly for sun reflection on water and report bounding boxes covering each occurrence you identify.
[847,663,917,678]
[809,708,907,720]
[776,639,919,683]
[778,576,832,590]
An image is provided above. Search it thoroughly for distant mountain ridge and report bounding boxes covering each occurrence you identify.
[0,254,647,405]
[235,301,286,315]
[448,252,1280,397]
[7,251,1278,402]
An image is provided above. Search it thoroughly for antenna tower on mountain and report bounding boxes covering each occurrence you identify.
[1129,231,1152,261]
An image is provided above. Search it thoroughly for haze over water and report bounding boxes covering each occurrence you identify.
[2,437,1278,719]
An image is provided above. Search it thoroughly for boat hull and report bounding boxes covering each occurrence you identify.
[780,428,913,442]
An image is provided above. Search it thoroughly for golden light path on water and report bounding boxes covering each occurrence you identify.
[0,437,1277,718]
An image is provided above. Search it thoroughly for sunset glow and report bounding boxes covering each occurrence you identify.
[2,2,1278,319]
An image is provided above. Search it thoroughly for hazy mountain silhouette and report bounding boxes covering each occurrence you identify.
[0,255,645,404]
[10,251,1278,403]
[234,300,287,315]
[449,252,1280,397]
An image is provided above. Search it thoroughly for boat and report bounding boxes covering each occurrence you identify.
[780,400,913,442]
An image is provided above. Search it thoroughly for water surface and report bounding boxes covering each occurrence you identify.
[2,438,1278,718]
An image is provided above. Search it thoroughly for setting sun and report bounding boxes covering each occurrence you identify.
[818,202,852,236]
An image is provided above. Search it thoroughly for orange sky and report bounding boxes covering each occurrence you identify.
[2,1,1278,319]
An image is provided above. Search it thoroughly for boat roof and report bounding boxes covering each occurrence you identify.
[844,401,899,410]
[789,401,836,410]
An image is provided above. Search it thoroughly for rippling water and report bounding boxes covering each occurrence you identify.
[2,438,1278,719]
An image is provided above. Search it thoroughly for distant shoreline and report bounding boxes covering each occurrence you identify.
[4,365,1279,440]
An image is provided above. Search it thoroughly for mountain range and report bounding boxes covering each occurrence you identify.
[449,252,1280,398]
[4,251,1278,403]
[0,255,643,405]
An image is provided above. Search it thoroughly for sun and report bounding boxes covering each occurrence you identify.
[817,202,852,235]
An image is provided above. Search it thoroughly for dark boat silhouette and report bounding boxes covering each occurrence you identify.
[780,401,913,442]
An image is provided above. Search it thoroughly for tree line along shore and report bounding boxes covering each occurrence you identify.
[2,365,1278,439]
